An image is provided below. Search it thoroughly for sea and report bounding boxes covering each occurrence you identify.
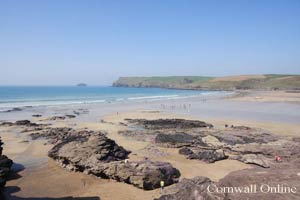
[0,86,226,112]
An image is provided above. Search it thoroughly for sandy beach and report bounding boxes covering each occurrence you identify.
[1,90,300,200]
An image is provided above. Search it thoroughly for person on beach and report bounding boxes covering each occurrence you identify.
[160,180,165,193]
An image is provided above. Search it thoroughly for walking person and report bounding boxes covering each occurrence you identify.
[160,180,165,193]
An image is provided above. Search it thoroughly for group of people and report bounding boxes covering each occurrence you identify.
[160,103,192,111]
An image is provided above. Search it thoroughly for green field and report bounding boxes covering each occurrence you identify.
[113,75,300,90]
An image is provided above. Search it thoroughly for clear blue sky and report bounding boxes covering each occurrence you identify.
[0,0,299,85]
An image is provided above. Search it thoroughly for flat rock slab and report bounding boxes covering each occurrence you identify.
[125,118,213,129]
[48,133,180,190]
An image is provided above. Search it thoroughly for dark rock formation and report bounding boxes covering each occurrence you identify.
[125,118,213,129]
[155,133,196,148]
[0,137,13,189]
[180,148,227,163]
[211,128,279,145]
[3,107,23,113]
[29,128,95,144]
[65,115,76,118]
[49,116,66,120]
[87,160,180,190]
[218,160,300,200]
[232,154,270,168]
[118,118,300,168]
[155,176,225,200]
[48,133,130,164]
[48,133,180,190]
[32,114,42,117]
[15,120,38,126]
[178,147,194,156]
[0,120,42,127]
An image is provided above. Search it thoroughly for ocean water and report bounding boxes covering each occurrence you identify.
[0,86,223,111]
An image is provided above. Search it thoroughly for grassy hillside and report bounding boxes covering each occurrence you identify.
[112,75,300,90]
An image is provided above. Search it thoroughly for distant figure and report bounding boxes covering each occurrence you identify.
[160,180,165,193]
[225,124,228,128]
[275,155,282,162]
[117,112,119,115]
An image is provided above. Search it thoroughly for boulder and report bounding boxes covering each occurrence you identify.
[178,147,194,156]
[233,154,270,168]
[188,149,227,163]
[48,133,130,164]
[201,135,224,148]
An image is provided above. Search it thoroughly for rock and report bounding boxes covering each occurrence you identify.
[48,133,180,190]
[0,137,13,188]
[126,118,213,129]
[29,127,94,144]
[218,161,300,200]
[48,133,130,164]
[155,133,195,147]
[178,147,194,156]
[32,114,42,117]
[89,160,180,190]
[15,120,34,126]
[228,139,300,159]
[233,154,270,168]
[188,149,227,163]
[155,176,225,200]
[0,122,13,126]
[212,129,279,145]
[65,115,76,118]
[4,107,22,112]
[201,135,224,148]
[50,116,66,120]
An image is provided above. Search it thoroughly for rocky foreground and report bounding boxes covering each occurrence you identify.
[1,117,300,199]
[120,118,300,199]
[19,124,180,190]
[0,137,13,197]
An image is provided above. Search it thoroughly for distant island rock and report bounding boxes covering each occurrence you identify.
[77,83,87,87]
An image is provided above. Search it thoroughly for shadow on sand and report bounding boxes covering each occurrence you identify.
[2,186,100,200]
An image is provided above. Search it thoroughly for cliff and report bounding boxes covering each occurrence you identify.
[113,75,300,90]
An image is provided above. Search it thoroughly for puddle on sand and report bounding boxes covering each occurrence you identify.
[12,155,49,170]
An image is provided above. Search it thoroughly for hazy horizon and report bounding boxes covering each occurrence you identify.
[1,0,300,85]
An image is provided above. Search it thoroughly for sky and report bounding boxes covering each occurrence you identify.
[0,0,299,85]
